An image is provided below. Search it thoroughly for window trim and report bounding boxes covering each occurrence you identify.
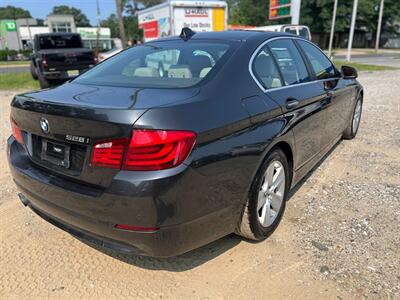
[251,46,284,90]
[294,39,340,80]
[249,36,340,93]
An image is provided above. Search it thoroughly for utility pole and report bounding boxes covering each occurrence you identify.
[346,0,359,62]
[115,0,127,49]
[95,0,101,56]
[328,0,338,58]
[375,0,384,52]
[291,0,301,25]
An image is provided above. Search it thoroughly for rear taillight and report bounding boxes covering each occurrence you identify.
[124,130,196,171]
[42,55,48,68]
[90,130,196,171]
[10,118,23,144]
[91,138,128,169]
[91,129,196,171]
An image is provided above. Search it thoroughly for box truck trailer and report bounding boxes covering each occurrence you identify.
[137,0,228,42]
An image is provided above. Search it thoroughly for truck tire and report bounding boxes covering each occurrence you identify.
[38,74,50,89]
[30,62,38,80]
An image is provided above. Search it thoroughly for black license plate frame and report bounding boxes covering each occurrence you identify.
[41,139,71,168]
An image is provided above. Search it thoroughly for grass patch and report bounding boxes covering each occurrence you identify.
[0,60,30,66]
[333,60,397,71]
[0,72,39,90]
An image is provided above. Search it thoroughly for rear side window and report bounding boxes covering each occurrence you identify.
[75,40,232,88]
[268,39,310,85]
[252,47,283,89]
[297,40,337,79]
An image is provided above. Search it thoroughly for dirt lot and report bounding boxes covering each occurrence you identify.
[1,71,399,299]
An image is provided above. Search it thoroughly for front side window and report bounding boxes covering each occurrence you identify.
[268,39,310,85]
[74,40,232,88]
[297,40,337,80]
[252,47,283,89]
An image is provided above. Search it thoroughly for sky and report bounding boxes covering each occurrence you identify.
[2,0,118,25]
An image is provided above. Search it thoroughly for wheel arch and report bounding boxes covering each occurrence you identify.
[243,137,295,205]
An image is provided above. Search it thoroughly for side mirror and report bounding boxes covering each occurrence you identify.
[341,65,358,79]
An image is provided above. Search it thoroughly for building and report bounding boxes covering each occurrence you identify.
[0,15,112,51]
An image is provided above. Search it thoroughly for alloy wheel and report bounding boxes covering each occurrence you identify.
[257,160,285,227]
[352,100,362,134]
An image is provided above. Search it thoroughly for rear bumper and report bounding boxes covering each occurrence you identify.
[41,66,92,80]
[7,137,236,257]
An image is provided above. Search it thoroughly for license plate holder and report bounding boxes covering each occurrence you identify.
[41,140,71,168]
[67,70,79,77]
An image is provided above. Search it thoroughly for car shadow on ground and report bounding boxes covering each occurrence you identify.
[79,140,343,272]
[287,140,342,201]
[79,233,242,272]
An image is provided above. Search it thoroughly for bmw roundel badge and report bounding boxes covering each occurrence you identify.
[40,118,49,134]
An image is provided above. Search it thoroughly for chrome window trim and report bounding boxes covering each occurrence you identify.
[248,36,340,93]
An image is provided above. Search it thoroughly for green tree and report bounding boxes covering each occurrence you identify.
[229,0,400,34]
[230,0,269,25]
[301,0,400,34]
[124,0,163,15]
[0,5,31,19]
[100,14,120,38]
[100,14,142,40]
[50,5,91,27]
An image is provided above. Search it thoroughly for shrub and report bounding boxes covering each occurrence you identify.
[0,50,7,61]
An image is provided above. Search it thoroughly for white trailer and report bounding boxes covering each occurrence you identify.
[137,0,228,42]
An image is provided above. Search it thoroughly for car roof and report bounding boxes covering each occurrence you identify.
[152,30,296,42]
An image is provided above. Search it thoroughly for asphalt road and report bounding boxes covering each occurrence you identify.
[333,52,400,68]
[0,65,29,74]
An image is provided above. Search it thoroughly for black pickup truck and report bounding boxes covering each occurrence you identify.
[30,33,96,88]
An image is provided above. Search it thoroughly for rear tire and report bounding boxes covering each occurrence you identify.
[343,95,363,140]
[30,62,38,80]
[236,148,290,240]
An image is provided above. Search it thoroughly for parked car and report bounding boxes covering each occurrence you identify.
[249,24,312,40]
[30,33,97,89]
[97,48,123,62]
[8,30,363,257]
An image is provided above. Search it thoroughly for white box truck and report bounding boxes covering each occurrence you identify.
[138,0,227,42]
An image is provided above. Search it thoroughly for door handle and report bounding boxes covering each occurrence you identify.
[286,97,299,110]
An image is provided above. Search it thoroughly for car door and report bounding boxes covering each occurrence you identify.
[296,39,353,147]
[251,38,330,169]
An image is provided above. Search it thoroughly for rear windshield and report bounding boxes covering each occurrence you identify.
[38,35,83,49]
[74,40,233,88]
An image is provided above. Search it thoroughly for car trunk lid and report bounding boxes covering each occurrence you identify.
[10,83,199,187]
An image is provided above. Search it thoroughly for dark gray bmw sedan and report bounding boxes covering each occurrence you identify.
[7,30,363,257]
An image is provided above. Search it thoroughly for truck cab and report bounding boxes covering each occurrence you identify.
[250,25,312,40]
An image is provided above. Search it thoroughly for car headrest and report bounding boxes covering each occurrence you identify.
[134,67,160,77]
[168,65,192,79]
[254,54,276,78]
[189,55,212,77]
[199,67,212,78]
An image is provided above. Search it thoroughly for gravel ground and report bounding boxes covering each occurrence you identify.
[0,71,399,299]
